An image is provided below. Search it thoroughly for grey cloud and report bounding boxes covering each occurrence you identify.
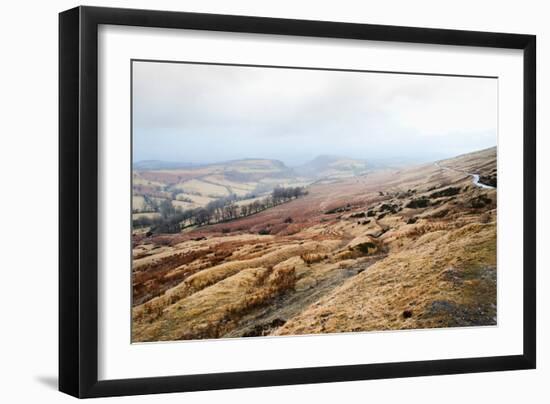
[132,61,497,165]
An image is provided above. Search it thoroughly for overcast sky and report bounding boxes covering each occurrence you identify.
[132,61,497,166]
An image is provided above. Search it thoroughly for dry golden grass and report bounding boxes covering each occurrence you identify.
[132,239,341,329]
[300,252,327,265]
[274,221,496,335]
[133,264,297,341]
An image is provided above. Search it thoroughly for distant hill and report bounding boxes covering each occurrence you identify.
[295,155,369,179]
[132,158,307,212]
[217,158,289,175]
[133,160,199,170]
[200,159,295,183]
[132,156,373,213]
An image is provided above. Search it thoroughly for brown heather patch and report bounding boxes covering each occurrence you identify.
[132,239,257,306]
[132,248,212,306]
[132,239,340,328]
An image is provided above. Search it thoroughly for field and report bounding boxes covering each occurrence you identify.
[132,156,368,215]
[131,147,497,342]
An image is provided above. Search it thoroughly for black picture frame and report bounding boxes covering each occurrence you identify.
[59,5,536,398]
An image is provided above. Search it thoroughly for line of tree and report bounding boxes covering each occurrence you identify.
[133,186,308,234]
[132,195,159,214]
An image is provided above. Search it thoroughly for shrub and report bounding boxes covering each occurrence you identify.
[324,207,339,215]
[429,187,461,198]
[324,205,350,215]
[355,242,377,255]
[468,195,492,209]
[258,228,271,235]
[350,212,366,218]
[479,175,497,187]
[242,318,286,337]
[379,203,399,213]
[406,197,430,209]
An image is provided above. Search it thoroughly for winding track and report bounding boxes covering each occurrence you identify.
[435,162,496,190]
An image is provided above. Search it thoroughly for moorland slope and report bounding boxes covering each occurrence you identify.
[131,147,497,341]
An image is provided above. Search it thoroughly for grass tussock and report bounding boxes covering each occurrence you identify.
[300,252,327,265]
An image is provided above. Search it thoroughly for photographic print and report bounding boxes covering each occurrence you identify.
[131,60,497,343]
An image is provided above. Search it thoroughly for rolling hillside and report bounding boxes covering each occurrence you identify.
[133,156,372,213]
[131,147,497,341]
[294,155,369,180]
